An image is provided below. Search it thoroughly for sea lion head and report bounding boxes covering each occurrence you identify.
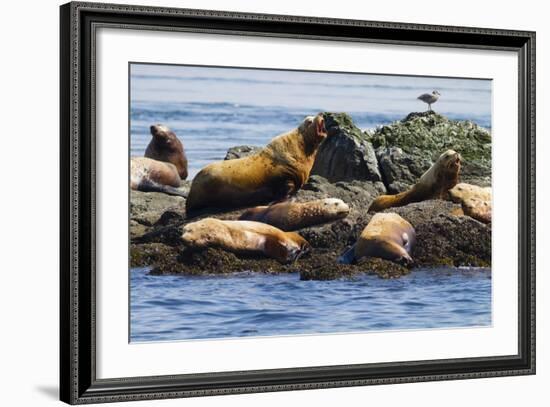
[150,124,181,147]
[283,232,311,263]
[148,124,188,179]
[181,219,219,248]
[427,149,462,196]
[438,149,462,173]
[318,198,350,218]
[299,113,328,145]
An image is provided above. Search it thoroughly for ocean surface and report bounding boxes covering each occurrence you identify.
[129,64,492,342]
[130,64,492,179]
[130,267,492,342]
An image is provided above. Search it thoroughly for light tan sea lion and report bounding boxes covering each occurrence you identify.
[339,213,415,265]
[186,114,328,214]
[369,149,461,212]
[145,124,188,180]
[448,183,492,223]
[181,218,310,264]
[239,198,350,231]
[130,157,186,197]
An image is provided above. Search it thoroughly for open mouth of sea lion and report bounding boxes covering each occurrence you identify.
[316,117,327,136]
[446,152,462,169]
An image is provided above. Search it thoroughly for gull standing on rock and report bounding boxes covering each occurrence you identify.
[417,90,440,111]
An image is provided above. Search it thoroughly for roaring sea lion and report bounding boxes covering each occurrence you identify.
[186,114,328,214]
[448,183,492,223]
[181,218,310,264]
[145,124,188,180]
[339,213,415,265]
[239,198,350,231]
[369,149,461,212]
[130,157,186,197]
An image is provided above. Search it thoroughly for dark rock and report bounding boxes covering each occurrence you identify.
[376,147,433,193]
[311,113,383,185]
[130,220,150,240]
[224,145,262,160]
[149,248,293,275]
[132,224,185,247]
[130,185,188,226]
[300,257,410,281]
[130,243,180,268]
[385,200,491,267]
[368,111,492,190]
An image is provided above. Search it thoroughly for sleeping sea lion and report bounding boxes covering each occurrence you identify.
[239,198,350,231]
[181,218,310,264]
[339,213,415,265]
[448,183,492,223]
[130,157,186,197]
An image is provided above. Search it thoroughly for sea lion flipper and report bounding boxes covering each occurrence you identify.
[338,244,357,264]
[137,180,188,198]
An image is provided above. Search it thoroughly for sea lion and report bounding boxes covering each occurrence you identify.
[185,114,328,214]
[145,124,188,180]
[369,149,461,212]
[448,183,492,223]
[130,157,186,197]
[339,213,415,265]
[239,198,350,231]
[181,218,310,264]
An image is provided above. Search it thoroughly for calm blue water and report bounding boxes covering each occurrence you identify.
[130,64,492,178]
[130,267,491,342]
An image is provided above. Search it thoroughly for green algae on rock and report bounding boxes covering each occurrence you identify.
[368,111,491,191]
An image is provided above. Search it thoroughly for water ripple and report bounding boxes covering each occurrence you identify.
[130,268,492,342]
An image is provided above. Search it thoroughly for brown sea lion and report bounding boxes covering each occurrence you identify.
[185,114,328,214]
[181,218,310,264]
[369,149,461,212]
[339,213,415,265]
[239,198,350,231]
[145,124,188,180]
[448,183,492,223]
[130,157,186,197]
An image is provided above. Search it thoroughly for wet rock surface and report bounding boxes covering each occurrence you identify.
[130,112,492,279]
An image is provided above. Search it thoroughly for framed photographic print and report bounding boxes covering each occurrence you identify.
[60,1,536,404]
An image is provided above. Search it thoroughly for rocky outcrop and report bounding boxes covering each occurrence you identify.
[368,111,491,191]
[131,176,491,280]
[310,113,383,185]
[130,181,190,225]
[130,111,492,280]
[375,147,433,194]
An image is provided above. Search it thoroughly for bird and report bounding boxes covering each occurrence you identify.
[417,90,440,111]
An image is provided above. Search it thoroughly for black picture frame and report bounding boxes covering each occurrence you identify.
[60,1,536,404]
